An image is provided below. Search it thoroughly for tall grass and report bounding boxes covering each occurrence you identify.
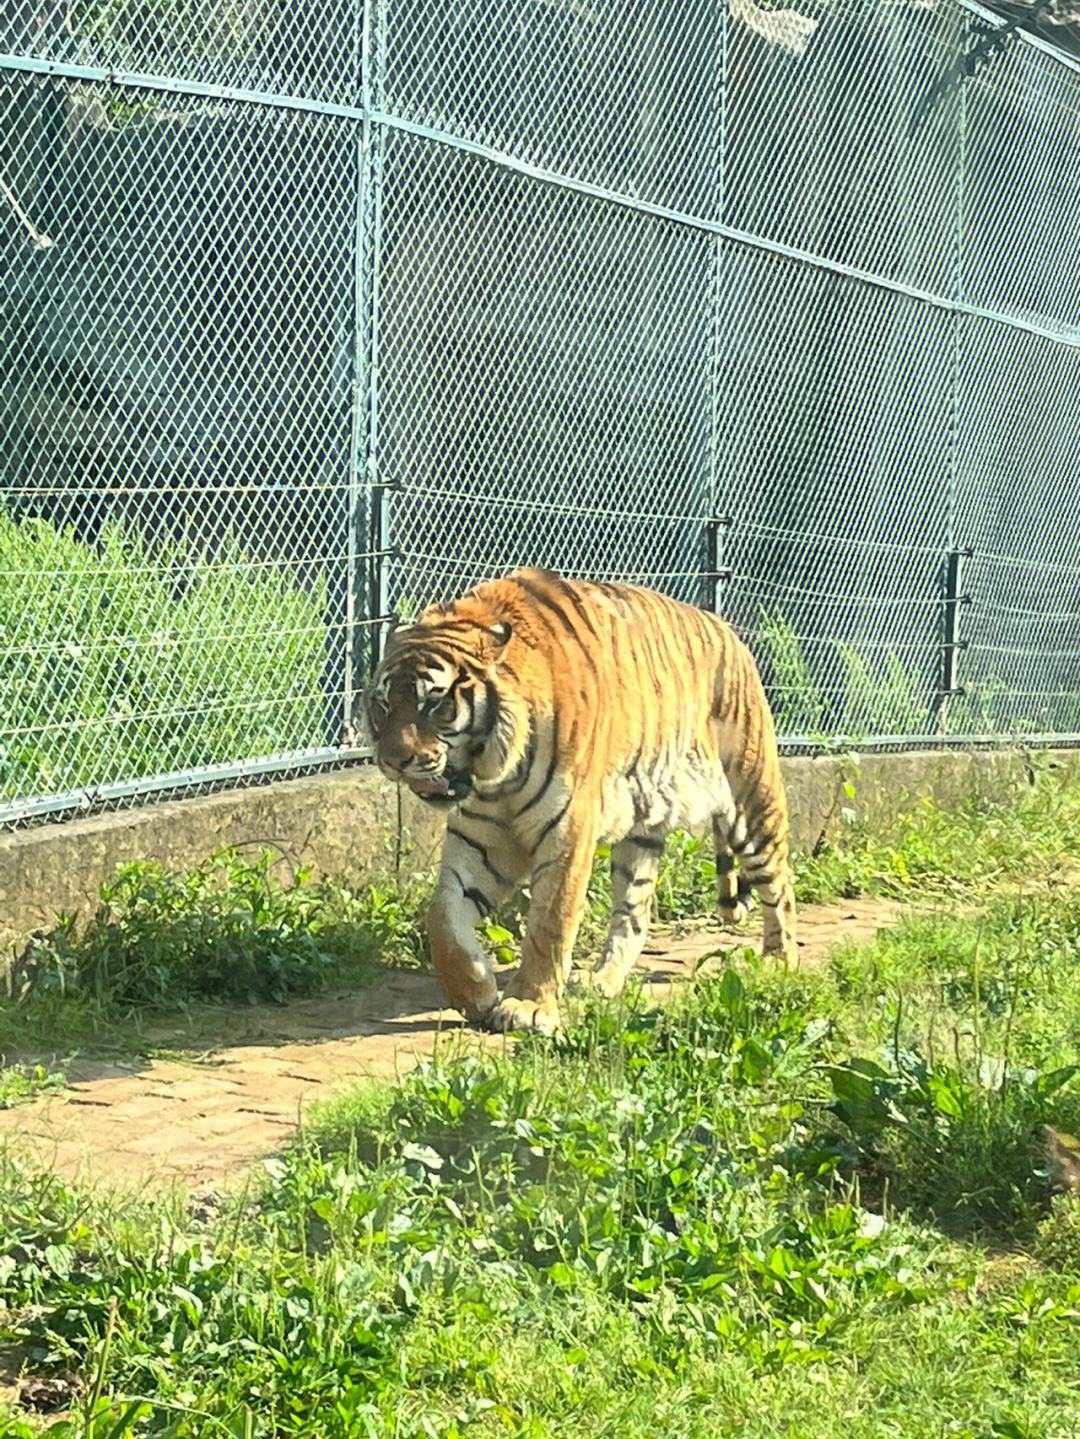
[757,610,931,741]
[4,847,428,1041]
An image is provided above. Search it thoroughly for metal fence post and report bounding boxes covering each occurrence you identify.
[342,0,389,743]
[702,0,728,615]
[365,0,391,681]
[937,546,972,731]
[341,0,368,745]
[937,9,970,743]
[703,514,733,617]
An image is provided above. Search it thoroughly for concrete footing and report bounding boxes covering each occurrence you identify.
[2,748,1074,956]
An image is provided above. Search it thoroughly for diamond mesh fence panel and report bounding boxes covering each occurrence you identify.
[725,0,963,292]
[381,0,723,215]
[2,0,1080,823]
[378,131,716,607]
[715,243,953,742]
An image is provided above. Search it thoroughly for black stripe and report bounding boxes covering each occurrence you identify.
[446,827,510,886]
[448,867,493,916]
[542,570,602,641]
[535,799,571,847]
[458,805,505,826]
[715,851,736,875]
[481,680,500,738]
[400,642,459,670]
[462,683,477,736]
[464,887,493,915]
[484,730,538,799]
[513,574,580,641]
[614,891,650,919]
[625,602,664,700]
[516,754,557,817]
[630,835,665,853]
[515,716,559,817]
[417,619,478,635]
[512,575,600,675]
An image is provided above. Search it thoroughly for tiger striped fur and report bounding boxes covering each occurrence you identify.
[364,568,797,1033]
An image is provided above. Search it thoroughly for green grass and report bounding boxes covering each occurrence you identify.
[755,609,1080,743]
[757,613,933,742]
[1035,1191,1080,1275]
[7,763,1080,1060]
[0,515,328,804]
[2,937,1080,1437]
[794,761,1080,904]
[4,774,1080,1432]
[0,1064,66,1110]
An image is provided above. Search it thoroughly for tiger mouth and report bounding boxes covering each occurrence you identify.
[405,770,471,804]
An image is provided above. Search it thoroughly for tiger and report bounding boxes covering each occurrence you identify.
[364,568,797,1034]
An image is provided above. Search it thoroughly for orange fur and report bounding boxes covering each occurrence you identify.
[365,569,796,1032]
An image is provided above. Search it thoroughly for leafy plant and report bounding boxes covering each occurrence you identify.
[11,847,429,1015]
[0,1063,66,1108]
[819,1048,1080,1236]
[757,611,829,738]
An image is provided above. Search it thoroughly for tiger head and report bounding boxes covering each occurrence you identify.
[363,592,529,808]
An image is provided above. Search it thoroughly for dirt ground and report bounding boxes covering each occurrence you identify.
[0,898,899,1194]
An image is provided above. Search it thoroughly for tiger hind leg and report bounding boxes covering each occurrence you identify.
[727,811,793,967]
[757,868,797,965]
[582,834,663,999]
[712,813,754,930]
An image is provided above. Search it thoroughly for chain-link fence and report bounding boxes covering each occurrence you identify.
[2,0,1080,824]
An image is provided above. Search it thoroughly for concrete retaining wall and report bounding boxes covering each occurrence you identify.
[2,749,1075,955]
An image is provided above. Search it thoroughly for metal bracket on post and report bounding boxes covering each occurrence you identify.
[367,466,396,678]
[937,546,972,730]
[702,514,733,614]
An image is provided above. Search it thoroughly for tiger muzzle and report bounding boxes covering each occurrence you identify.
[401,766,472,806]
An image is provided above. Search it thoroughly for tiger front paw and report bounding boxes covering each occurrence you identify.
[488,995,561,1036]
